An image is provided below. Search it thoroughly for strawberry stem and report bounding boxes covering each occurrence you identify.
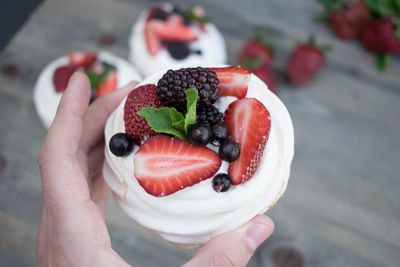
[254,27,275,54]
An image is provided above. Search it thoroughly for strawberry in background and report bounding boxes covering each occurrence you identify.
[287,36,330,86]
[317,0,371,39]
[361,0,400,70]
[237,29,278,93]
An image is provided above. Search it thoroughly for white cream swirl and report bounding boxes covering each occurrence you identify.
[129,6,227,77]
[103,69,294,246]
[33,51,141,129]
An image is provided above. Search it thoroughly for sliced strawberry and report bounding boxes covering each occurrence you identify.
[145,20,161,55]
[225,98,271,185]
[53,65,78,92]
[124,84,163,143]
[97,70,117,97]
[154,21,197,42]
[68,51,97,68]
[134,135,222,197]
[209,66,251,98]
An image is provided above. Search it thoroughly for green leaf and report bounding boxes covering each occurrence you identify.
[375,53,391,71]
[184,88,198,132]
[84,64,114,89]
[138,107,186,139]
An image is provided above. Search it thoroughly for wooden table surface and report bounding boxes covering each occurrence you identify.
[1,0,399,266]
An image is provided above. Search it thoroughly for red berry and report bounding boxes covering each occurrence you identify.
[253,68,277,93]
[238,41,273,68]
[328,0,370,39]
[225,98,271,184]
[68,51,97,68]
[287,45,324,86]
[154,21,198,42]
[53,65,78,93]
[360,18,400,54]
[144,21,162,55]
[134,135,222,197]
[97,70,117,97]
[209,66,251,98]
[123,84,163,143]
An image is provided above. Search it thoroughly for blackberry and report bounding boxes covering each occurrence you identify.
[157,67,219,111]
[197,105,223,125]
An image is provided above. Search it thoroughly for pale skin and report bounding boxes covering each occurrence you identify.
[36,72,274,267]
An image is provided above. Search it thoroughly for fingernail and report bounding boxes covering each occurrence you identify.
[244,218,274,250]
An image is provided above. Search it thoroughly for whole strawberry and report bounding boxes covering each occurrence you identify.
[287,36,329,86]
[360,17,400,53]
[238,29,274,68]
[253,68,277,93]
[318,0,370,39]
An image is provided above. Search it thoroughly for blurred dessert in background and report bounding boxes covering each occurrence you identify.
[33,51,141,128]
[129,4,227,76]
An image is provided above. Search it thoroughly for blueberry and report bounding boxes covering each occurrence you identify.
[211,122,229,145]
[188,124,212,145]
[109,133,135,156]
[212,173,231,192]
[219,140,240,162]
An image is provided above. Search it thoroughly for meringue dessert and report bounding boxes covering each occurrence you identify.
[34,51,141,128]
[129,4,227,77]
[103,66,294,246]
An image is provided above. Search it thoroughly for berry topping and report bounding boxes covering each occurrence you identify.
[53,65,78,92]
[68,51,97,68]
[209,66,250,98]
[157,67,219,111]
[109,133,135,157]
[97,69,117,97]
[124,84,163,143]
[144,20,161,55]
[155,21,197,42]
[211,122,230,145]
[147,7,168,21]
[188,124,213,145]
[212,173,231,193]
[197,105,223,126]
[225,98,271,184]
[219,140,241,162]
[134,135,222,197]
[163,41,190,60]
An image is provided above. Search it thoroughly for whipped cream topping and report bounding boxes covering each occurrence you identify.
[129,6,227,77]
[33,51,141,128]
[103,68,294,246]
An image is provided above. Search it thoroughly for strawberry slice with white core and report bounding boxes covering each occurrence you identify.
[225,98,271,185]
[68,51,97,68]
[144,20,161,55]
[134,135,222,197]
[154,21,198,42]
[97,70,117,97]
[209,66,251,98]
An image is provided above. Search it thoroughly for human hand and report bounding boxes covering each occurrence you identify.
[36,72,274,267]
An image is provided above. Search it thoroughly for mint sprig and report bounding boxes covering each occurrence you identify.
[138,88,198,140]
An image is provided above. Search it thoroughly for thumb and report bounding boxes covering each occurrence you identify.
[184,215,274,267]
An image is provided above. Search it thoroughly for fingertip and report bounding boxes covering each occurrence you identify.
[245,215,274,251]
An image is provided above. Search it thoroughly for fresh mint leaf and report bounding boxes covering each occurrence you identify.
[184,88,198,132]
[138,107,186,139]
